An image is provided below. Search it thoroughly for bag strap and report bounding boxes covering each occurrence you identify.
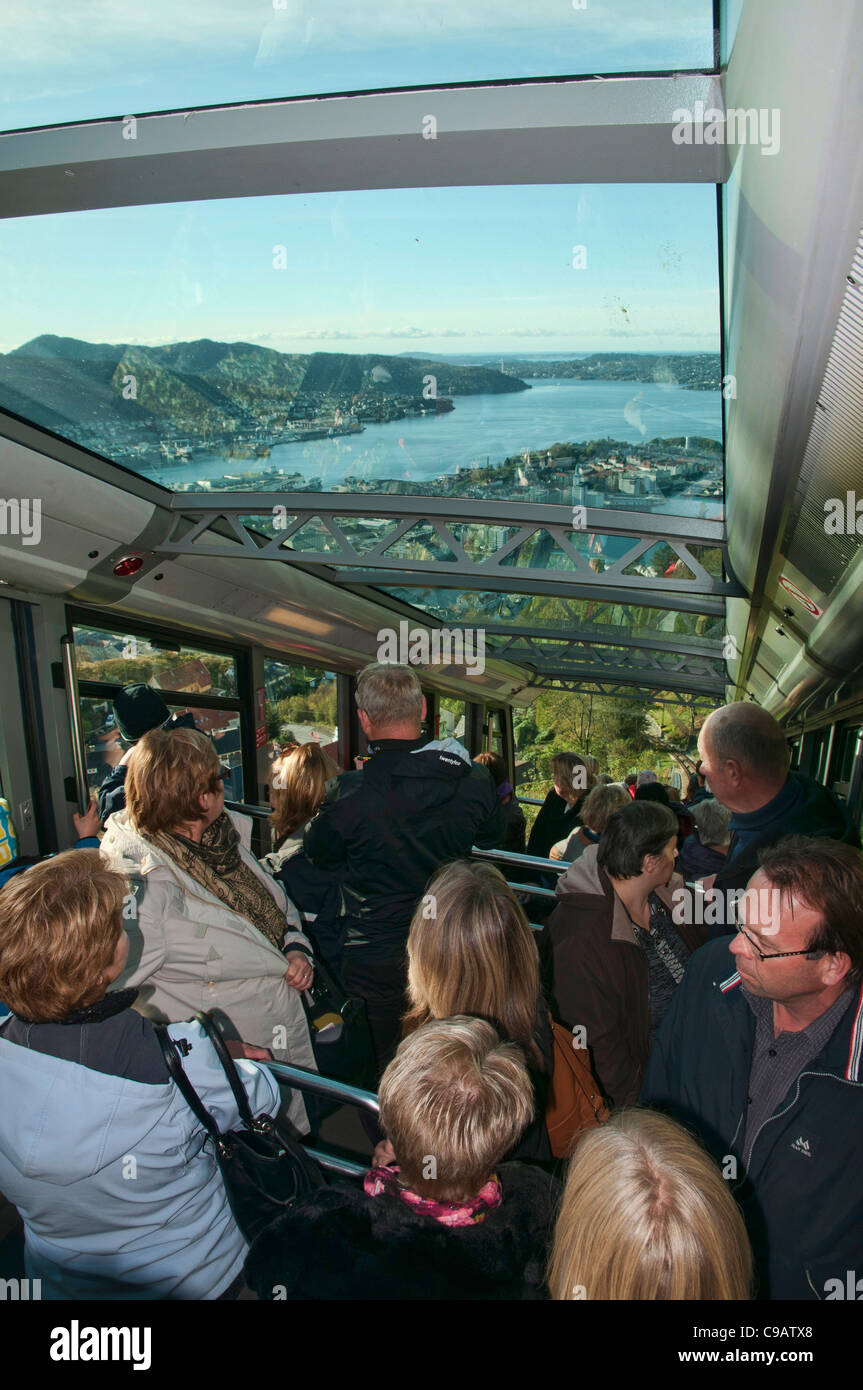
[193,1011,260,1131]
[154,1023,226,1147]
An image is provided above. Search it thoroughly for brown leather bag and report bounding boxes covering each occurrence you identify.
[545,1014,610,1159]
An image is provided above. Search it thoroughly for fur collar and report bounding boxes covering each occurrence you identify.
[246,1162,560,1301]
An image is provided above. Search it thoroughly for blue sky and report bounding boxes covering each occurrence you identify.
[0,183,720,356]
[0,0,715,132]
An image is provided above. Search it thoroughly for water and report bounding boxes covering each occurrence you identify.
[155,378,723,514]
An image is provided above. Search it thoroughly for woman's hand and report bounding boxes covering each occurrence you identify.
[284,950,314,991]
[372,1139,397,1169]
[549,844,562,860]
[73,802,102,839]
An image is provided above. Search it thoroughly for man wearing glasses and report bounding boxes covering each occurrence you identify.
[641,835,863,1299]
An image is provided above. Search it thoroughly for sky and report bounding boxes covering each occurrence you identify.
[0,0,715,132]
[0,1,720,359]
[0,183,720,357]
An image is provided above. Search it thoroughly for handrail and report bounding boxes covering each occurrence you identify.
[516,795,545,807]
[61,636,90,814]
[507,881,557,899]
[265,1060,380,1117]
[304,1148,368,1180]
[225,798,272,821]
[471,845,565,873]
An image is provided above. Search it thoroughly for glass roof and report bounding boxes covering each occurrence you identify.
[1,2,715,132]
[370,587,725,640]
[0,184,722,519]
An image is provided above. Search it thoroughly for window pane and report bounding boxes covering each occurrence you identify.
[79,696,244,803]
[264,660,338,756]
[0,185,722,520]
[73,624,237,697]
[376,588,725,642]
[438,696,466,744]
[3,2,715,132]
[177,706,244,801]
[80,694,123,806]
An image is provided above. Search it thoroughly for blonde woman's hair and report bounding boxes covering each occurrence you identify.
[547,1109,753,1300]
[378,1015,533,1202]
[404,860,543,1068]
[125,727,221,836]
[270,743,340,839]
[355,662,423,727]
[0,850,128,1021]
[580,782,631,834]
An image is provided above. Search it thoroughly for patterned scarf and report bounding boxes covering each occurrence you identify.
[364,1164,502,1226]
[148,812,289,951]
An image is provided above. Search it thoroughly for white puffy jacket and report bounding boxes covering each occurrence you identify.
[99,809,317,1133]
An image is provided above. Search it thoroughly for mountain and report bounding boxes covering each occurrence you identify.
[0,336,528,449]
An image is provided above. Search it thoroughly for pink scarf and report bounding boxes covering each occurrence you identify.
[364,1164,502,1227]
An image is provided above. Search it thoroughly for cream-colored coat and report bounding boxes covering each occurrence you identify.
[100,809,317,1133]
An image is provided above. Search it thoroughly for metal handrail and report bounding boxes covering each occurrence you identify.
[471,845,566,873]
[61,636,90,813]
[516,795,545,807]
[304,1148,368,1180]
[265,1060,380,1117]
[266,1061,378,1179]
[225,798,272,821]
[506,881,557,899]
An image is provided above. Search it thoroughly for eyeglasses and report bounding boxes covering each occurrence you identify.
[734,922,824,963]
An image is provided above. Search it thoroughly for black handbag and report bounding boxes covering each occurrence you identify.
[155,1011,325,1245]
[302,954,376,1091]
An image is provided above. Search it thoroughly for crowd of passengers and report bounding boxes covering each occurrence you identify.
[0,663,861,1301]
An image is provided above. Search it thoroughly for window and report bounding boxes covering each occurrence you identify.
[263,660,338,758]
[73,625,237,696]
[0,185,721,518]
[487,709,505,755]
[438,696,466,744]
[2,3,716,132]
[73,620,245,802]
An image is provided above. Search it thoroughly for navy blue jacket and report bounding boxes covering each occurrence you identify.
[641,938,863,1300]
[714,773,859,898]
[97,765,128,823]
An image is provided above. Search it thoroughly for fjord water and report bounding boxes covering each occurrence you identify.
[157,378,723,514]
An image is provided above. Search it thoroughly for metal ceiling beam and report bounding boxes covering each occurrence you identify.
[461,624,723,659]
[489,636,722,686]
[158,505,736,603]
[530,676,720,708]
[167,493,726,546]
[511,659,725,697]
[330,570,727,613]
[0,75,727,220]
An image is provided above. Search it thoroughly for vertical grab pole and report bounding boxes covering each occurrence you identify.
[61,635,89,814]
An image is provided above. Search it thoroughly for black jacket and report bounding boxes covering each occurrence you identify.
[641,938,863,1299]
[304,739,505,960]
[709,773,860,929]
[97,765,128,823]
[526,790,584,860]
[245,1161,560,1300]
[500,798,527,855]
